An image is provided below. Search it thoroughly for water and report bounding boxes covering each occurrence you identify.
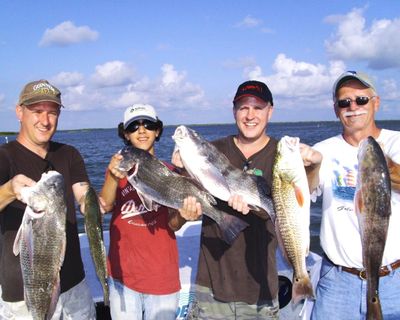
[3,120,400,255]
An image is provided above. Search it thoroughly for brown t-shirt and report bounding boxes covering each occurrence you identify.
[0,140,88,302]
[196,135,279,304]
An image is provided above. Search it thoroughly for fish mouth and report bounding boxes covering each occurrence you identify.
[172,125,187,141]
[25,206,46,219]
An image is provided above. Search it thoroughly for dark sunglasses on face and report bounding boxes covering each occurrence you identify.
[126,120,159,133]
[336,96,375,109]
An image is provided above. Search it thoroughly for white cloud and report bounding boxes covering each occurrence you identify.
[242,54,347,110]
[39,21,99,47]
[381,78,400,100]
[57,63,205,112]
[325,8,400,69]
[222,56,257,69]
[91,61,135,87]
[236,15,263,28]
[0,93,4,106]
[52,72,84,87]
[244,54,344,97]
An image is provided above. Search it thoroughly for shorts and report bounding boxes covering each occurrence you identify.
[0,279,96,320]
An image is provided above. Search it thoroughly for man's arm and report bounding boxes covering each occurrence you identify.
[72,181,90,215]
[0,175,36,212]
[168,196,202,232]
[300,143,322,193]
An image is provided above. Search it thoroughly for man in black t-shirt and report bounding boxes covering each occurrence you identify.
[0,79,96,319]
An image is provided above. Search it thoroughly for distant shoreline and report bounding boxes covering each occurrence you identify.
[1,119,398,136]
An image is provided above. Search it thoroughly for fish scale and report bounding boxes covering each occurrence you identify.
[355,136,391,320]
[118,146,249,244]
[13,171,66,320]
[272,136,314,305]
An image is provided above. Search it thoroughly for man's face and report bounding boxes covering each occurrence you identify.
[16,101,61,147]
[233,96,273,142]
[334,80,379,135]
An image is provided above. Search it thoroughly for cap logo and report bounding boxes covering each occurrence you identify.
[32,82,57,96]
[241,84,263,93]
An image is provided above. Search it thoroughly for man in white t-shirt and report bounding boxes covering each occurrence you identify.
[309,71,400,319]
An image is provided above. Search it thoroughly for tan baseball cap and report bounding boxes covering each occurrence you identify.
[18,79,63,107]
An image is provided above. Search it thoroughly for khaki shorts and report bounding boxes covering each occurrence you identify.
[191,284,279,320]
[0,279,96,320]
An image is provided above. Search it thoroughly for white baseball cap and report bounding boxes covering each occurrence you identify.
[332,71,376,99]
[123,104,158,129]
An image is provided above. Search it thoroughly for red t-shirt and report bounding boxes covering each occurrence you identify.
[107,175,180,295]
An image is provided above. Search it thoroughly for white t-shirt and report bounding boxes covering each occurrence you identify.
[313,129,400,268]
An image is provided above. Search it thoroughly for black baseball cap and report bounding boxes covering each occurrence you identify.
[233,80,273,106]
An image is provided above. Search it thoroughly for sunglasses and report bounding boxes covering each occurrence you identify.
[336,96,375,109]
[126,120,159,133]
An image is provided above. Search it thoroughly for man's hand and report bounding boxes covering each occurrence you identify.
[10,174,36,202]
[179,196,202,221]
[228,194,250,215]
[109,154,126,180]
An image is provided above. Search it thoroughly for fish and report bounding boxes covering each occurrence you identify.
[172,125,275,221]
[13,171,67,320]
[117,146,249,244]
[355,136,391,320]
[272,136,314,304]
[84,186,109,306]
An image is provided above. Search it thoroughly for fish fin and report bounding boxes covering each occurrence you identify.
[275,219,291,264]
[293,183,305,207]
[46,275,61,320]
[12,224,23,256]
[137,191,157,212]
[217,212,249,244]
[354,190,363,215]
[248,204,260,212]
[292,274,315,305]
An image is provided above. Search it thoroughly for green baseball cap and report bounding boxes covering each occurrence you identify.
[18,79,63,107]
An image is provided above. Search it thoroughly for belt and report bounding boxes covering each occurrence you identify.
[325,255,400,280]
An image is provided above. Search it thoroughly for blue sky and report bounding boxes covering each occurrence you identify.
[1,1,400,131]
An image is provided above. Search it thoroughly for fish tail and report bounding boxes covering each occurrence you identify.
[367,294,383,320]
[218,214,249,244]
[292,275,314,305]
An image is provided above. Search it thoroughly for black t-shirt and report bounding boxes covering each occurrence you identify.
[196,135,279,304]
[0,140,88,302]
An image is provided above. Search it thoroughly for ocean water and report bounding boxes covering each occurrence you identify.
[3,120,399,254]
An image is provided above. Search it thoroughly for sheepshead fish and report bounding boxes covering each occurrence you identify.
[117,146,249,244]
[272,136,314,304]
[172,125,275,221]
[84,186,109,306]
[355,136,391,320]
[13,171,66,320]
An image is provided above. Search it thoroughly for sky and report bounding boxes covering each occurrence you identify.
[1,0,400,131]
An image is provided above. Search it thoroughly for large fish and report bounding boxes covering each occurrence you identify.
[117,146,249,244]
[84,186,109,306]
[13,171,66,320]
[355,136,391,320]
[272,136,314,304]
[172,125,275,221]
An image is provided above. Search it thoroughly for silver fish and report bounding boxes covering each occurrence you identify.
[84,186,109,306]
[172,125,275,221]
[117,146,249,244]
[355,136,391,320]
[272,136,314,304]
[13,171,66,320]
